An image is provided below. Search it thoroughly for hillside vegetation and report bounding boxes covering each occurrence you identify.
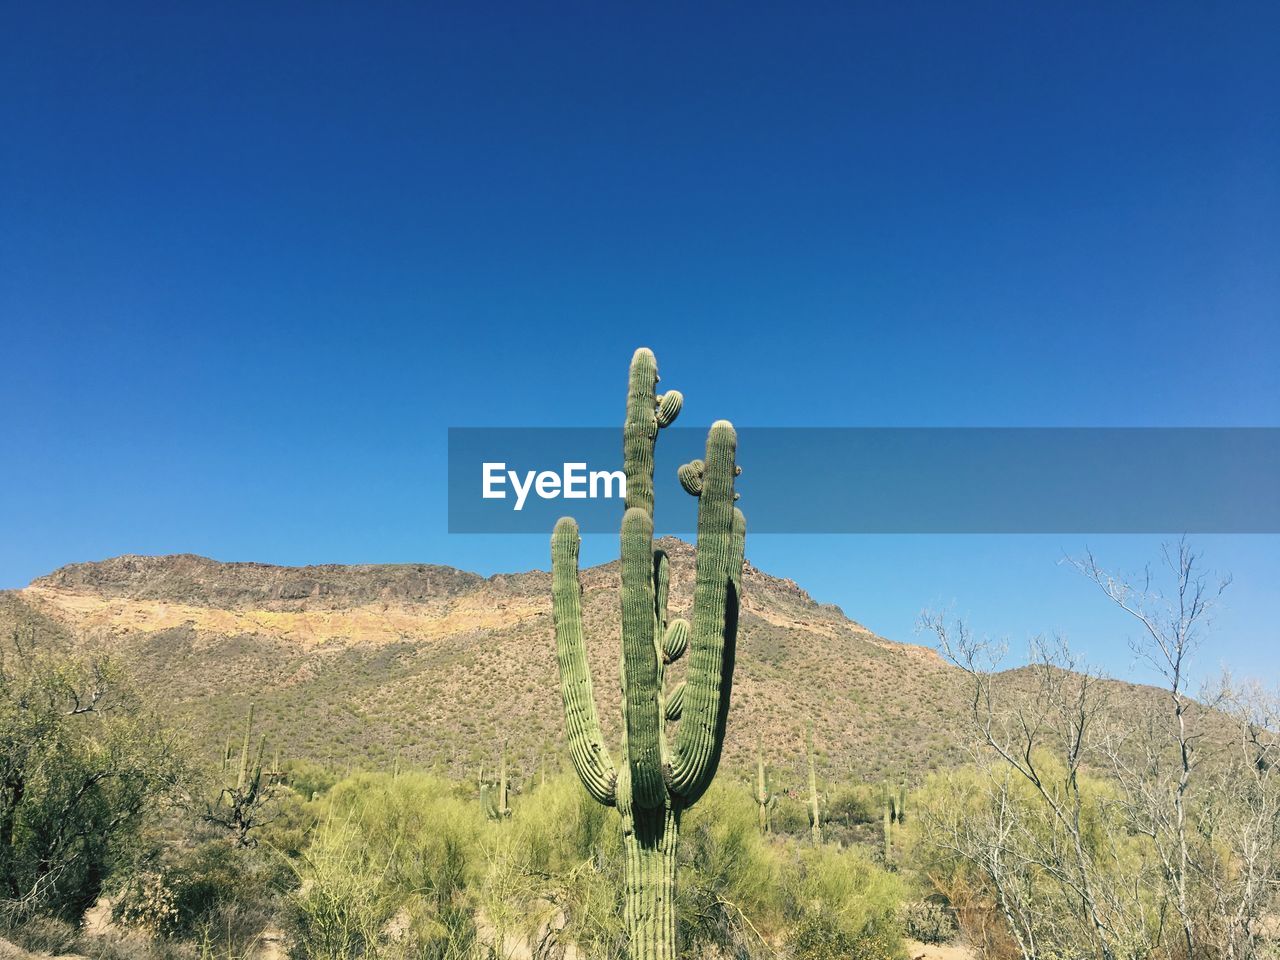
[1,540,976,786]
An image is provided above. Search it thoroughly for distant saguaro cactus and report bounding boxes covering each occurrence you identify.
[480,746,512,820]
[206,703,276,847]
[806,722,822,845]
[552,347,745,960]
[882,789,893,862]
[882,780,906,862]
[754,736,775,834]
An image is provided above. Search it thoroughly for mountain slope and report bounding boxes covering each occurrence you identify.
[1,542,975,786]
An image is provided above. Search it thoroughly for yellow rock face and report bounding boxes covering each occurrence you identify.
[22,585,545,649]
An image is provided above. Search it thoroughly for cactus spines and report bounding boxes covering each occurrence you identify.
[552,348,744,960]
[677,460,704,497]
[806,722,822,845]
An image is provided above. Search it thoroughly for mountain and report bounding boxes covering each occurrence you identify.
[0,541,988,787]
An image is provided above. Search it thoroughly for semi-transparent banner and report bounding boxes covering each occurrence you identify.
[447,428,1280,534]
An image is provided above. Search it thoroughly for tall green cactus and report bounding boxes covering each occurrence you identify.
[754,735,775,834]
[497,743,510,818]
[207,703,273,847]
[552,347,745,960]
[882,781,906,863]
[480,746,512,820]
[806,722,822,845]
[882,790,893,862]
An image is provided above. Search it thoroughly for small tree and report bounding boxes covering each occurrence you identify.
[0,630,180,921]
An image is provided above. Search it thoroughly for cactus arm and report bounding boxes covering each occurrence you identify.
[623,348,660,518]
[664,680,685,721]
[248,734,267,801]
[668,422,743,803]
[551,517,618,806]
[622,507,664,809]
[661,619,688,664]
[654,549,670,631]
[808,724,822,844]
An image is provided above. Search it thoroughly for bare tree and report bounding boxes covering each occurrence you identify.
[919,541,1279,960]
[1070,538,1230,959]
[919,618,1154,959]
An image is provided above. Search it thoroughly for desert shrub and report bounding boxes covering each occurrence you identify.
[783,845,904,960]
[5,914,79,953]
[472,773,623,958]
[789,914,900,960]
[678,783,781,958]
[0,637,182,921]
[113,835,295,951]
[770,794,811,836]
[286,759,341,801]
[289,811,401,959]
[899,898,956,943]
[115,868,181,936]
[292,772,483,959]
[912,762,1166,959]
[827,784,878,825]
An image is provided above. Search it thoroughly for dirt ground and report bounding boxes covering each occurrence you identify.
[904,939,977,960]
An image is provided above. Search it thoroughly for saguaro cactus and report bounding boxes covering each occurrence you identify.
[496,743,511,818]
[882,781,906,862]
[480,747,512,820]
[806,722,822,845]
[552,347,745,960]
[754,736,775,834]
[207,703,274,847]
[882,790,893,862]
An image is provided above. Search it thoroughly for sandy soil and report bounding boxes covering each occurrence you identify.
[904,938,977,960]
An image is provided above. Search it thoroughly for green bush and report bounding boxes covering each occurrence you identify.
[0,641,182,921]
[678,783,780,958]
[790,913,901,960]
[285,759,341,801]
[771,794,812,836]
[290,772,483,959]
[783,845,904,960]
[827,784,878,825]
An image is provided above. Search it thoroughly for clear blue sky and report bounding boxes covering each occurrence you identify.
[2,4,1277,682]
